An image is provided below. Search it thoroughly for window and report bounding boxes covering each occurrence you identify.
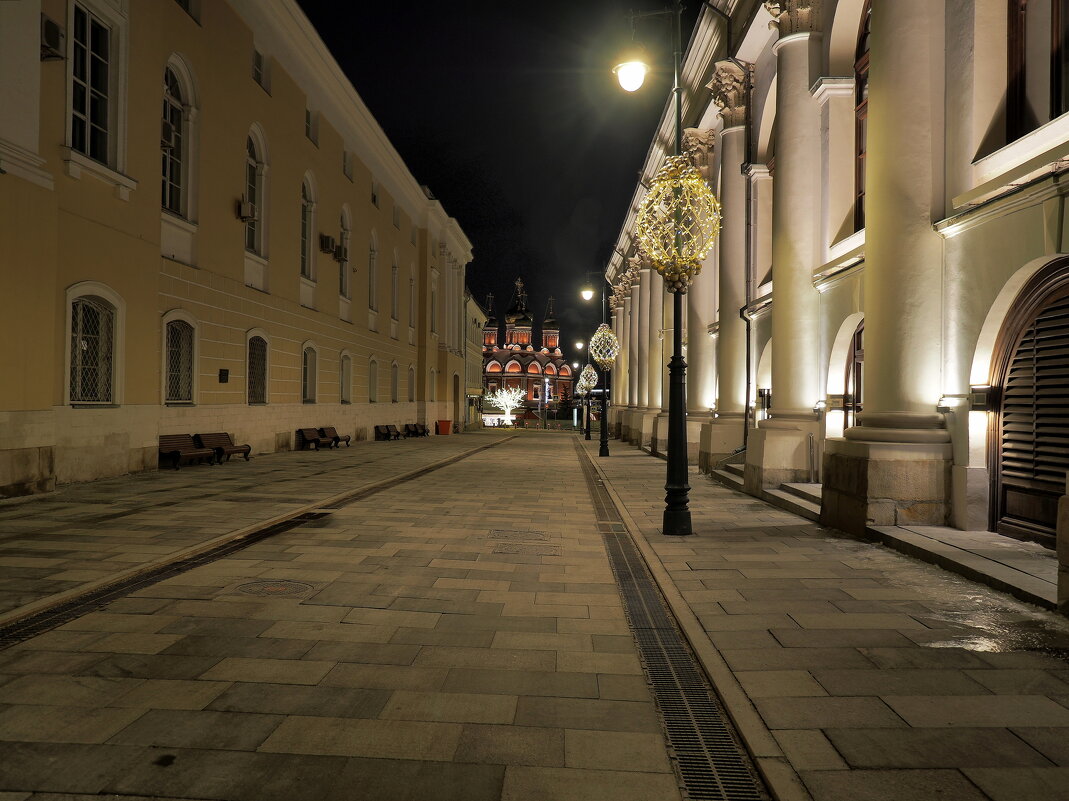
[161,68,185,214]
[391,362,399,402]
[393,205,400,228]
[302,346,317,403]
[368,244,378,310]
[165,319,194,402]
[342,150,353,180]
[853,1,870,231]
[340,354,352,403]
[1009,0,1069,140]
[304,109,318,144]
[71,4,112,164]
[173,0,198,20]
[370,181,379,207]
[245,135,264,254]
[369,359,378,402]
[408,275,416,324]
[248,335,267,403]
[391,264,399,319]
[300,178,314,279]
[408,365,415,402]
[431,287,437,333]
[70,295,116,404]
[339,209,351,299]
[429,369,436,401]
[252,49,269,91]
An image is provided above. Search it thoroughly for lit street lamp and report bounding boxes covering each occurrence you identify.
[590,323,620,457]
[616,1,722,535]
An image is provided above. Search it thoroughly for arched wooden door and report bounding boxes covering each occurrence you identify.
[990,260,1069,545]
[844,320,864,429]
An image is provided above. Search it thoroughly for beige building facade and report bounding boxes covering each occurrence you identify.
[0,0,470,496]
[607,0,1069,609]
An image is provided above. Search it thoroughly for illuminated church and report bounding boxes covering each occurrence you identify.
[482,278,574,420]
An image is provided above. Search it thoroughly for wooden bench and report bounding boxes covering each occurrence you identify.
[296,428,334,450]
[403,424,420,438]
[194,432,251,463]
[386,425,403,441]
[159,434,215,470]
[415,423,430,437]
[319,426,351,447]
[374,425,392,441]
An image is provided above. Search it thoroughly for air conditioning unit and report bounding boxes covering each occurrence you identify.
[236,198,256,222]
[40,14,65,61]
[319,234,336,254]
[333,244,348,262]
[161,119,176,150]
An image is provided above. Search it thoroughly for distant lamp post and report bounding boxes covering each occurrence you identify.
[589,322,620,457]
[580,364,598,441]
[616,0,723,535]
[575,340,584,350]
[575,381,588,433]
[580,283,596,301]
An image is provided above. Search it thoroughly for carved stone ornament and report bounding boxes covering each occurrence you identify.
[763,0,821,35]
[682,128,716,182]
[707,60,752,129]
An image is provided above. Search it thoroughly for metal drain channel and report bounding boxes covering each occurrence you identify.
[574,441,767,801]
[0,436,513,650]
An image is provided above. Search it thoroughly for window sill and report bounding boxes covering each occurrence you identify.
[165,401,195,407]
[70,403,119,409]
[302,400,317,404]
[248,402,268,406]
[341,400,351,405]
[62,148,137,200]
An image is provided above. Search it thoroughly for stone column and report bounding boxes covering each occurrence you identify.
[641,269,664,450]
[654,289,673,455]
[744,1,824,493]
[702,61,751,472]
[822,0,951,534]
[629,268,651,444]
[611,304,626,436]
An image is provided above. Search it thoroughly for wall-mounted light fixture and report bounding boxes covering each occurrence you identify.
[969,385,995,412]
[813,399,827,419]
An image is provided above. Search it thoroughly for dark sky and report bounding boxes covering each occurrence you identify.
[298,1,702,361]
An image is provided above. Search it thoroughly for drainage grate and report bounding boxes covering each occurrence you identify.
[488,529,549,541]
[574,441,767,801]
[491,543,562,556]
[236,579,313,597]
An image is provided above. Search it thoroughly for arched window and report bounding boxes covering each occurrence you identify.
[340,354,352,403]
[245,134,264,254]
[165,319,194,402]
[391,362,399,402]
[161,67,185,215]
[300,177,315,279]
[369,358,378,402]
[391,263,399,319]
[302,345,317,403]
[70,295,116,404]
[854,0,870,231]
[845,321,864,429]
[487,362,503,373]
[368,236,378,310]
[339,208,351,299]
[247,335,267,404]
[408,365,415,402]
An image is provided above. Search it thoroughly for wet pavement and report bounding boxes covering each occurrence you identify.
[0,430,1066,800]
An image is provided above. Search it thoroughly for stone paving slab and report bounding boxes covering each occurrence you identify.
[584,438,1069,801]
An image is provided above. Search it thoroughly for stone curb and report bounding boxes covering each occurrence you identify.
[0,436,513,631]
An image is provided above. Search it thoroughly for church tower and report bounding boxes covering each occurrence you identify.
[541,296,560,352]
[482,292,498,348]
[503,277,533,348]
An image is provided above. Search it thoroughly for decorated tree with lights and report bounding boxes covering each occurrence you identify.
[485,385,526,424]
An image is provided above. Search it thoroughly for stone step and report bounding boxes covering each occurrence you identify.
[723,462,744,478]
[780,482,822,504]
[763,486,821,521]
[711,469,744,491]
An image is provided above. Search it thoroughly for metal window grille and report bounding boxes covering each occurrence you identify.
[162,68,184,214]
[71,4,110,163]
[391,266,399,319]
[391,363,398,402]
[408,367,415,402]
[408,277,415,322]
[368,248,377,310]
[369,360,378,403]
[340,356,351,403]
[302,347,316,403]
[247,336,266,403]
[245,137,259,253]
[70,296,115,403]
[165,320,194,402]
[340,227,351,298]
[300,183,312,278]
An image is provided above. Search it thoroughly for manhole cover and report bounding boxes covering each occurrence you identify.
[236,580,313,597]
[488,529,548,541]
[492,543,562,556]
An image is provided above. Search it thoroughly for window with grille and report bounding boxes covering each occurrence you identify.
[247,336,267,404]
[252,49,269,91]
[70,296,115,404]
[302,347,317,403]
[408,276,416,324]
[300,181,313,279]
[369,359,378,402]
[245,137,261,254]
[162,68,184,215]
[408,366,415,402]
[341,355,351,403]
[340,214,351,299]
[391,265,399,319]
[165,320,194,402]
[391,363,398,402]
[71,4,111,164]
[368,247,378,310]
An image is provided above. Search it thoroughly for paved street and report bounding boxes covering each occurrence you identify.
[0,431,1068,800]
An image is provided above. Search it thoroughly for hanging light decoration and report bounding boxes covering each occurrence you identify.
[580,364,598,390]
[589,323,620,371]
[634,154,721,293]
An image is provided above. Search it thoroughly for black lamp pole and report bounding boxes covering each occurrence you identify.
[598,283,611,458]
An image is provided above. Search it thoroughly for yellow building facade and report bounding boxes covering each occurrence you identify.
[0,0,470,497]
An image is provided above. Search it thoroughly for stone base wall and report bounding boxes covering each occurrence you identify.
[698,416,745,474]
[743,421,821,494]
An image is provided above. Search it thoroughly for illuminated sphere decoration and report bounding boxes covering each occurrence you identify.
[635,154,722,293]
[589,323,620,371]
[580,364,599,391]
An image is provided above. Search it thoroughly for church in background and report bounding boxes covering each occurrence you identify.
[481,278,574,425]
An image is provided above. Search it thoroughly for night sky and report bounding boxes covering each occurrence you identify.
[298,1,702,361]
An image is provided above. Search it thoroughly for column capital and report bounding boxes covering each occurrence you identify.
[707,59,753,130]
[764,0,823,36]
[682,127,717,183]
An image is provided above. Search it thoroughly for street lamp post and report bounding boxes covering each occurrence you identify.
[615,1,722,535]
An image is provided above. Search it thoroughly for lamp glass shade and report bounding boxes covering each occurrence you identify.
[614,60,648,92]
[580,288,595,301]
